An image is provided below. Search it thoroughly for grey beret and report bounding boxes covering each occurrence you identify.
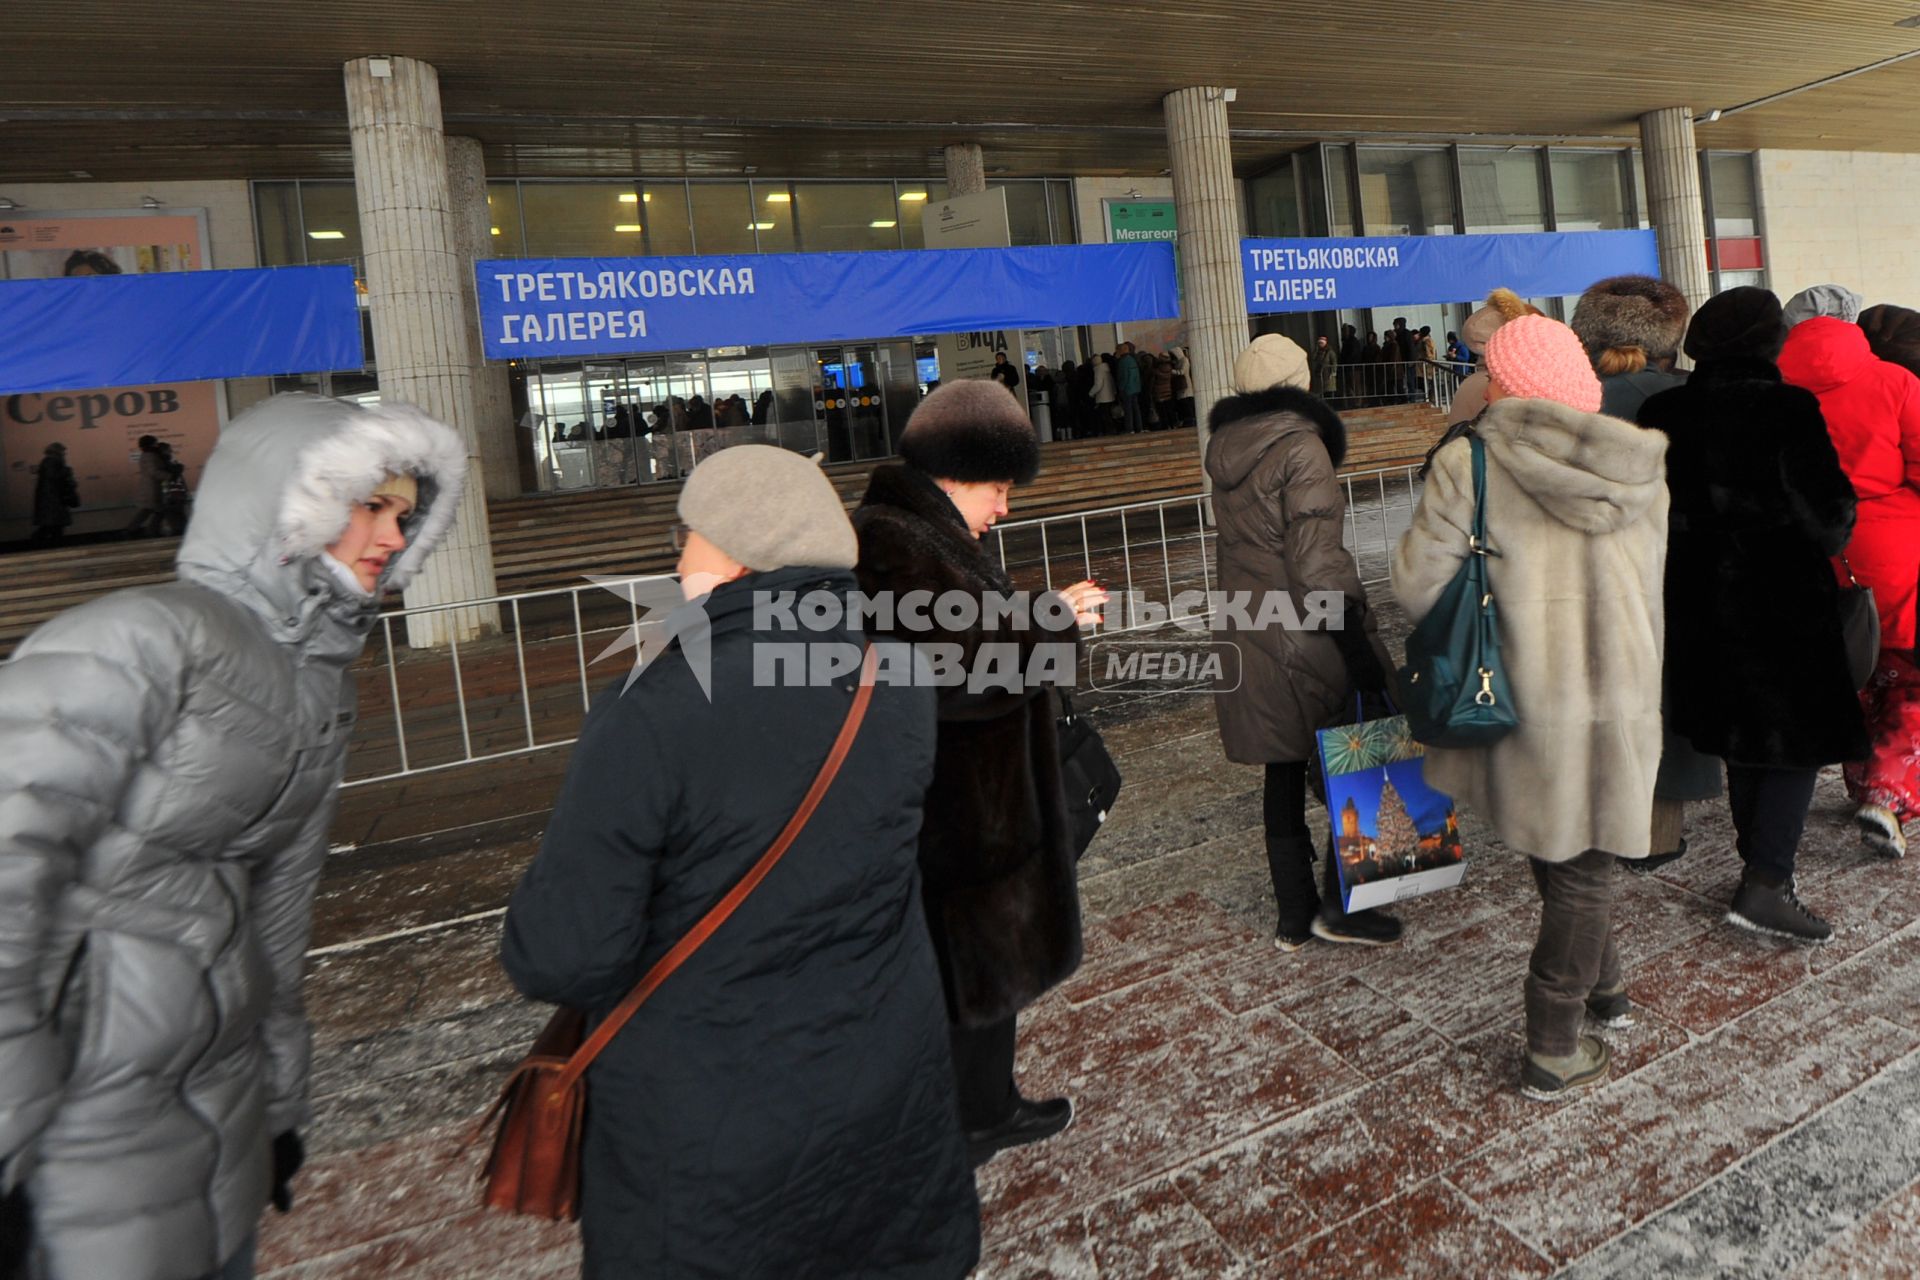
[677,444,857,572]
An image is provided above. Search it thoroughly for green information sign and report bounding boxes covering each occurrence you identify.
[1105,201,1178,244]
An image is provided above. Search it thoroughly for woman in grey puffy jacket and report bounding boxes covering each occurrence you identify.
[0,394,465,1280]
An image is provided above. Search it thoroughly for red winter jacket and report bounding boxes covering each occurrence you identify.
[1779,317,1920,650]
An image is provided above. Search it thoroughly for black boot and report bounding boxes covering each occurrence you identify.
[1312,839,1404,946]
[966,1094,1073,1167]
[1265,835,1321,951]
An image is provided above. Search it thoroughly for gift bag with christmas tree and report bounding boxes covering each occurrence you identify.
[1315,710,1465,912]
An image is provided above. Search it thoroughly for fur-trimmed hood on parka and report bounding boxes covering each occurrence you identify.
[1475,396,1667,534]
[176,393,466,639]
[1205,386,1347,489]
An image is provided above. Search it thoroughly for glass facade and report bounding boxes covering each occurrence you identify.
[1355,147,1457,236]
[1703,151,1766,291]
[1547,150,1631,231]
[1459,148,1546,234]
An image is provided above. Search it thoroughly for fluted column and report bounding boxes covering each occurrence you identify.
[944,143,986,197]
[1639,107,1712,317]
[446,135,519,504]
[345,55,499,647]
[1164,87,1248,485]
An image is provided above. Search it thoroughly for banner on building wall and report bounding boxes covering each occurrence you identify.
[475,244,1179,361]
[0,209,227,520]
[1240,230,1661,314]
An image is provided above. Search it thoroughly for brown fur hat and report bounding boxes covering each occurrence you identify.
[1460,288,1542,354]
[898,379,1040,485]
[1570,275,1690,362]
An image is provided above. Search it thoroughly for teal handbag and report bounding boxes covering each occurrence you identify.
[1399,434,1519,747]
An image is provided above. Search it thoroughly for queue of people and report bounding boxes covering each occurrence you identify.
[8,267,1920,1278]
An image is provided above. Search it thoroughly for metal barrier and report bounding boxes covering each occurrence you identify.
[341,464,1425,789]
[1320,360,1462,414]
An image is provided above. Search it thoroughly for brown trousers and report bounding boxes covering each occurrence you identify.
[1525,848,1621,1057]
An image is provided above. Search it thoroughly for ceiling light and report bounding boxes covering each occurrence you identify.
[490,226,501,236]
[613,223,644,233]
[898,191,929,202]
[750,221,775,231]
[870,220,897,228]
[69,170,91,179]
[765,192,791,203]
[0,197,19,210]
[619,193,638,203]
[308,230,346,240]
[140,195,163,209]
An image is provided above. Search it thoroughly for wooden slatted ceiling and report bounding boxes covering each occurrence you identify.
[7,0,1920,182]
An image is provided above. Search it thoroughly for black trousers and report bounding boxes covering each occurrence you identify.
[948,1014,1017,1130]
[1726,764,1820,883]
[1263,760,1309,839]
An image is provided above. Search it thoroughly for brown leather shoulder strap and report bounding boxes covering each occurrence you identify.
[553,644,879,1091]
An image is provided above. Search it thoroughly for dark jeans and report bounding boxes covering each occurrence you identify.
[1525,848,1620,1057]
[1121,392,1143,433]
[948,1015,1017,1131]
[1726,764,1820,883]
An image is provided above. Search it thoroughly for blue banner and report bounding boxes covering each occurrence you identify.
[0,265,363,394]
[476,244,1178,359]
[1241,230,1661,314]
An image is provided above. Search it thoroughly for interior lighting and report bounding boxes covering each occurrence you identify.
[308,230,346,240]
[870,220,897,228]
[748,221,776,230]
[898,191,929,202]
[765,192,791,203]
[614,224,644,233]
[490,226,501,236]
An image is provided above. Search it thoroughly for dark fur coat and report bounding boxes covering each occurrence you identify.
[1640,358,1870,766]
[853,463,1083,1027]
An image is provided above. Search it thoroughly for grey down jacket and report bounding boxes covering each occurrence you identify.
[0,394,464,1280]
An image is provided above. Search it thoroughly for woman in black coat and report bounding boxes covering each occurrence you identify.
[853,379,1103,1168]
[1639,288,1869,944]
[502,446,979,1279]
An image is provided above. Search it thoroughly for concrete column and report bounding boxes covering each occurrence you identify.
[345,55,499,647]
[445,135,519,504]
[1163,87,1248,482]
[944,143,986,197]
[1639,107,1712,317]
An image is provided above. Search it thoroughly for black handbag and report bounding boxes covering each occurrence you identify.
[1838,555,1880,689]
[1057,691,1122,859]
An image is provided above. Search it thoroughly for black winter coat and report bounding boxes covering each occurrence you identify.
[1640,359,1870,767]
[500,565,979,1280]
[853,465,1083,1028]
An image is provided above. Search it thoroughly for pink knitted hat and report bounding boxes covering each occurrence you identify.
[1484,314,1604,414]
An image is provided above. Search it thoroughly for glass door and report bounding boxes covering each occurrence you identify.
[817,344,888,462]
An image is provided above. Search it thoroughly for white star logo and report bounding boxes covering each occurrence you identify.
[583,574,715,699]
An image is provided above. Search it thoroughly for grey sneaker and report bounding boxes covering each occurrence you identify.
[1521,1034,1611,1102]
[1586,985,1634,1029]
[1727,877,1833,944]
[1857,804,1906,859]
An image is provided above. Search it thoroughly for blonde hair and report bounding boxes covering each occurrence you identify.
[1595,345,1648,377]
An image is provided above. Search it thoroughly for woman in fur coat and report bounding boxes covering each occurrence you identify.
[1569,274,1720,871]
[1395,317,1668,1102]
[1780,309,1920,856]
[852,380,1103,1168]
[1641,288,1867,943]
[1209,334,1403,952]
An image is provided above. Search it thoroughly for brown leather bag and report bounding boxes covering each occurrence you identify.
[477,646,879,1220]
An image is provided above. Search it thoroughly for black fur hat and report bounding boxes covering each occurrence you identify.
[897,379,1040,485]
[1570,275,1691,361]
[1684,286,1785,364]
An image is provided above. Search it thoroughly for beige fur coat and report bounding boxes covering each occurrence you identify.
[1392,396,1669,861]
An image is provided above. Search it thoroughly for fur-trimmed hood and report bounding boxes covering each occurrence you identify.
[1475,396,1666,534]
[176,393,466,641]
[1205,386,1347,489]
